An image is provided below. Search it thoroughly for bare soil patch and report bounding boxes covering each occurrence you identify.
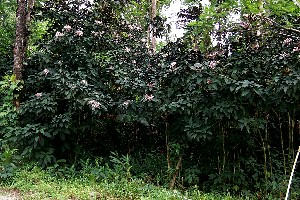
[0,189,20,200]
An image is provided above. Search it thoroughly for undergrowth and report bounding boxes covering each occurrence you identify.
[0,163,240,200]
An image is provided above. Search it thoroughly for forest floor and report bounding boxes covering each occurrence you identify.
[0,165,239,200]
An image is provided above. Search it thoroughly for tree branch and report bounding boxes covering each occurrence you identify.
[260,15,300,34]
[169,155,183,190]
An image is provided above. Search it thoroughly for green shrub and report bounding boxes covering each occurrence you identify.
[0,74,23,178]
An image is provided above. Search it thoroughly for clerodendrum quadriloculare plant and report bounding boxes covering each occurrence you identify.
[17,0,154,165]
[7,0,300,197]
[108,6,300,195]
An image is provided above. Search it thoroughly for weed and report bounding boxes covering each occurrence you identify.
[0,163,242,200]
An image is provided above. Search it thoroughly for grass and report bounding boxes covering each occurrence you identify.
[0,165,240,200]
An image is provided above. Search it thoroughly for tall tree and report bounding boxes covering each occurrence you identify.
[13,0,35,81]
[13,0,35,108]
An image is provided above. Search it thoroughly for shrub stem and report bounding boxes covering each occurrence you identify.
[285,146,300,200]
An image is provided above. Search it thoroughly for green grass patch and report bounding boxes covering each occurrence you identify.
[0,165,241,200]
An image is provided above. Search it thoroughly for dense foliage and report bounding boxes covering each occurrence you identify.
[0,1,16,75]
[1,0,300,198]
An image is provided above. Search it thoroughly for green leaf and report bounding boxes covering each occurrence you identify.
[241,89,249,96]
[43,132,51,138]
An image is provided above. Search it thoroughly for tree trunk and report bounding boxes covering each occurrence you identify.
[13,0,27,81]
[14,0,35,80]
[169,155,182,190]
[13,0,35,107]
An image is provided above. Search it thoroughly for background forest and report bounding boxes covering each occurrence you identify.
[1,0,300,199]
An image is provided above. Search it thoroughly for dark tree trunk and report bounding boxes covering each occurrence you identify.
[13,0,27,81]
[13,0,35,107]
